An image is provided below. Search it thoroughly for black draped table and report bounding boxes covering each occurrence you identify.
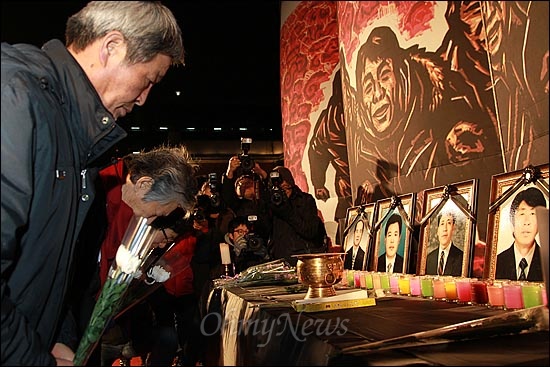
[201,284,549,366]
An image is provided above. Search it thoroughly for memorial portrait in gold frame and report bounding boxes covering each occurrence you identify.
[372,194,416,273]
[484,164,549,281]
[343,203,376,271]
[418,179,478,277]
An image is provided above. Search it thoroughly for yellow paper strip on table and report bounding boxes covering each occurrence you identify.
[292,289,376,312]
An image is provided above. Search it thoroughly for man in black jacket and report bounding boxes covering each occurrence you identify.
[267,166,327,266]
[1,2,184,365]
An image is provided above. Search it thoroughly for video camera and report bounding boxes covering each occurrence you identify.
[269,171,285,206]
[239,137,254,173]
[244,215,264,251]
[207,172,221,209]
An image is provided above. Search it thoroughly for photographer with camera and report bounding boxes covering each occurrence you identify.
[267,166,327,267]
[196,173,235,235]
[223,216,269,274]
[220,138,271,246]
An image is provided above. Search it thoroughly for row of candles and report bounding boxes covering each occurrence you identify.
[342,270,547,310]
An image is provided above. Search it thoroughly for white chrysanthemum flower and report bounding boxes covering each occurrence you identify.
[147,265,170,283]
[132,269,143,279]
[115,246,141,274]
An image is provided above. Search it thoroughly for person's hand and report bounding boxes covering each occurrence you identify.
[315,187,330,201]
[226,156,240,179]
[252,162,268,180]
[51,343,74,366]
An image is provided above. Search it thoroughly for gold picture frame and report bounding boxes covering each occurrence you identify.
[417,179,478,277]
[484,164,549,281]
[372,194,416,273]
[342,203,377,271]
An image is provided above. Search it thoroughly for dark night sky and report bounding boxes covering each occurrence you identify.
[1,1,283,145]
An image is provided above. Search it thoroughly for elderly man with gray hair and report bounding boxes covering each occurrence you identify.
[1,2,186,365]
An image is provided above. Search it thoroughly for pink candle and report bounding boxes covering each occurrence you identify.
[486,281,505,309]
[389,274,399,294]
[432,277,446,300]
[503,281,524,310]
[359,271,367,289]
[455,277,472,304]
[354,271,361,288]
[409,276,421,296]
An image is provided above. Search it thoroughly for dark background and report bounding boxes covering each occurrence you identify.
[1,1,284,167]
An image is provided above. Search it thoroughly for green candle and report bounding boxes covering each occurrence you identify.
[364,271,374,290]
[379,272,390,292]
[347,270,355,287]
[421,276,434,299]
[521,282,543,308]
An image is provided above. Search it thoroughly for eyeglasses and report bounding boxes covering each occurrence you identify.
[233,229,249,235]
[161,228,175,243]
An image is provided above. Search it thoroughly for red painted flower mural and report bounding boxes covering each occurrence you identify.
[280,1,340,191]
[338,1,436,65]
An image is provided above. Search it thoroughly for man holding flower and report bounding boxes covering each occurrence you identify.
[1,2,187,366]
[71,145,198,365]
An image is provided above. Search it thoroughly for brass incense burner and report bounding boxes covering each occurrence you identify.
[293,253,345,299]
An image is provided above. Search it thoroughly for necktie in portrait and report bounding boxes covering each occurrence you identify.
[438,251,445,275]
[518,258,528,280]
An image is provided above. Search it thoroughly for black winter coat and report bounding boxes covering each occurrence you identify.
[1,40,126,365]
[268,186,326,266]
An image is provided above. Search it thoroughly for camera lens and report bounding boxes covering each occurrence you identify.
[246,234,262,250]
[271,190,283,206]
[240,155,254,172]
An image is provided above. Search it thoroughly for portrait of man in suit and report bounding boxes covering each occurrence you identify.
[344,219,366,270]
[495,187,547,281]
[377,213,404,273]
[426,211,464,276]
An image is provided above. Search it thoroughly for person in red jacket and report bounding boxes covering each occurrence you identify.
[97,145,198,288]
[76,145,198,365]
